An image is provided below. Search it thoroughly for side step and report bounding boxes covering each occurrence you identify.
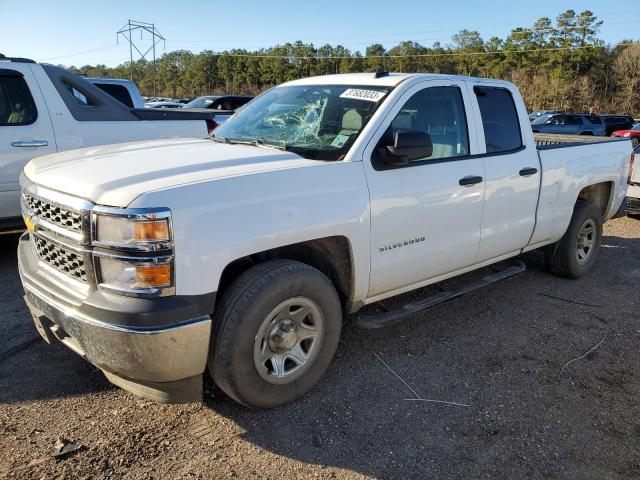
[356,260,526,329]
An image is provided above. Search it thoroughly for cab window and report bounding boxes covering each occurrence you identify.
[474,86,522,153]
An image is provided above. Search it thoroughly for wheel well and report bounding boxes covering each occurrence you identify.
[217,236,354,308]
[577,182,613,216]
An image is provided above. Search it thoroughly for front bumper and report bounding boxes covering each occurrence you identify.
[18,233,213,402]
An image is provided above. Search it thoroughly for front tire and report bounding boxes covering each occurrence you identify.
[208,260,342,408]
[547,200,603,278]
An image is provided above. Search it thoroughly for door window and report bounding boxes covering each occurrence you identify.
[0,73,38,125]
[376,86,470,163]
[473,86,522,153]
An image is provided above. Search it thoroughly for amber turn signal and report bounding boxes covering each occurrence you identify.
[135,263,171,288]
[134,220,170,242]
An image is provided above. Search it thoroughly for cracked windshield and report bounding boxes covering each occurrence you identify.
[213,85,390,160]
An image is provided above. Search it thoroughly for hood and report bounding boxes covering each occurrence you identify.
[23,138,318,206]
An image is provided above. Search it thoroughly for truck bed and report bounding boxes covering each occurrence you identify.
[535,133,625,149]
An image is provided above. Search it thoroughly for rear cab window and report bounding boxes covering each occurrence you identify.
[473,86,522,153]
[93,83,134,108]
[0,70,38,126]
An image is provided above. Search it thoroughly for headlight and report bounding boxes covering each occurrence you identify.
[96,255,174,295]
[91,207,174,297]
[93,208,171,250]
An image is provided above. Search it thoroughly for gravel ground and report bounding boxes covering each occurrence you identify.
[1,217,639,479]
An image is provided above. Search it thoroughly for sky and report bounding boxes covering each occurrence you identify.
[1,0,639,67]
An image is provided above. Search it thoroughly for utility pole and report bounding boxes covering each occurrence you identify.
[116,20,165,97]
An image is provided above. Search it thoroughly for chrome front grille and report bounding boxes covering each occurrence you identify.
[24,193,83,233]
[33,235,88,283]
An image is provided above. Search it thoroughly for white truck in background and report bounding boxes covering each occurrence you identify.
[0,55,213,230]
[18,72,633,408]
[625,143,640,217]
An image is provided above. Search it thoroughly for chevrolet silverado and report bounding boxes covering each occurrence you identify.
[18,72,633,407]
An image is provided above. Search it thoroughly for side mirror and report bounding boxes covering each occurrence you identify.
[381,131,433,166]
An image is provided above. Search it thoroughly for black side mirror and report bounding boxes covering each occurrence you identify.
[384,130,433,164]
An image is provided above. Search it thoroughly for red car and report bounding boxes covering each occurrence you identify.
[612,122,640,147]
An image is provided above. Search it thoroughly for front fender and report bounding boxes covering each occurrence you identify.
[130,161,371,303]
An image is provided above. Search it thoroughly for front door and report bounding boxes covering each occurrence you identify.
[0,63,56,219]
[363,80,485,299]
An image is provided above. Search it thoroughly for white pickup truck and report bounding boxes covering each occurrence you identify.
[0,55,212,230]
[18,72,633,408]
[625,143,640,217]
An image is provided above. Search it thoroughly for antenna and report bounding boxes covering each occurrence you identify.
[116,20,165,97]
[374,66,389,78]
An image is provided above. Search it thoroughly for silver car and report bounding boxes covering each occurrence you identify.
[531,113,606,136]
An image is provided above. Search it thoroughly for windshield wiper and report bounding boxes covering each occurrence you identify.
[210,135,290,151]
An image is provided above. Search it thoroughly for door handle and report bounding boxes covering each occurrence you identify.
[11,140,48,148]
[519,167,538,176]
[459,175,483,186]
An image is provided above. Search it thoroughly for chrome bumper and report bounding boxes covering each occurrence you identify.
[23,287,211,383]
[18,233,212,398]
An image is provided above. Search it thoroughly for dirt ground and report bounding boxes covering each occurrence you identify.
[1,217,639,479]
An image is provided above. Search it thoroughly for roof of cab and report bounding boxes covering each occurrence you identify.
[281,72,515,88]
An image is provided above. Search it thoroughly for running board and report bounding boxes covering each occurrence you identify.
[356,260,526,329]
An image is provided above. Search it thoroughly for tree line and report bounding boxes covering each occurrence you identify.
[67,10,640,116]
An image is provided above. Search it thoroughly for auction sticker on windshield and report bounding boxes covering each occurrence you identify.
[339,89,386,102]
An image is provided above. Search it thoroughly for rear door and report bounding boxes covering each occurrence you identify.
[566,115,584,134]
[0,64,57,219]
[469,84,540,262]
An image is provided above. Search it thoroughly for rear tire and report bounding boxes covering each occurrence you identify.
[547,200,603,279]
[208,259,342,408]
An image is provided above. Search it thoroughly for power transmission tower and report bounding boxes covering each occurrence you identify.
[116,20,165,97]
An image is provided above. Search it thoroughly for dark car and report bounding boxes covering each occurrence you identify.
[601,115,636,136]
[184,95,253,111]
[531,113,606,136]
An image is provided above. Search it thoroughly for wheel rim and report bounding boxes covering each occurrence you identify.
[253,297,324,385]
[575,218,596,264]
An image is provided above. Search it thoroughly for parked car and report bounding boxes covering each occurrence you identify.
[184,95,253,111]
[531,113,606,136]
[85,77,145,108]
[181,96,254,129]
[528,109,562,122]
[0,55,214,230]
[612,122,640,147]
[144,101,184,109]
[625,142,640,218]
[18,72,632,408]
[601,115,636,136]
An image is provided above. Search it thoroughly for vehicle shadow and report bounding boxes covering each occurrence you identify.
[197,222,640,478]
